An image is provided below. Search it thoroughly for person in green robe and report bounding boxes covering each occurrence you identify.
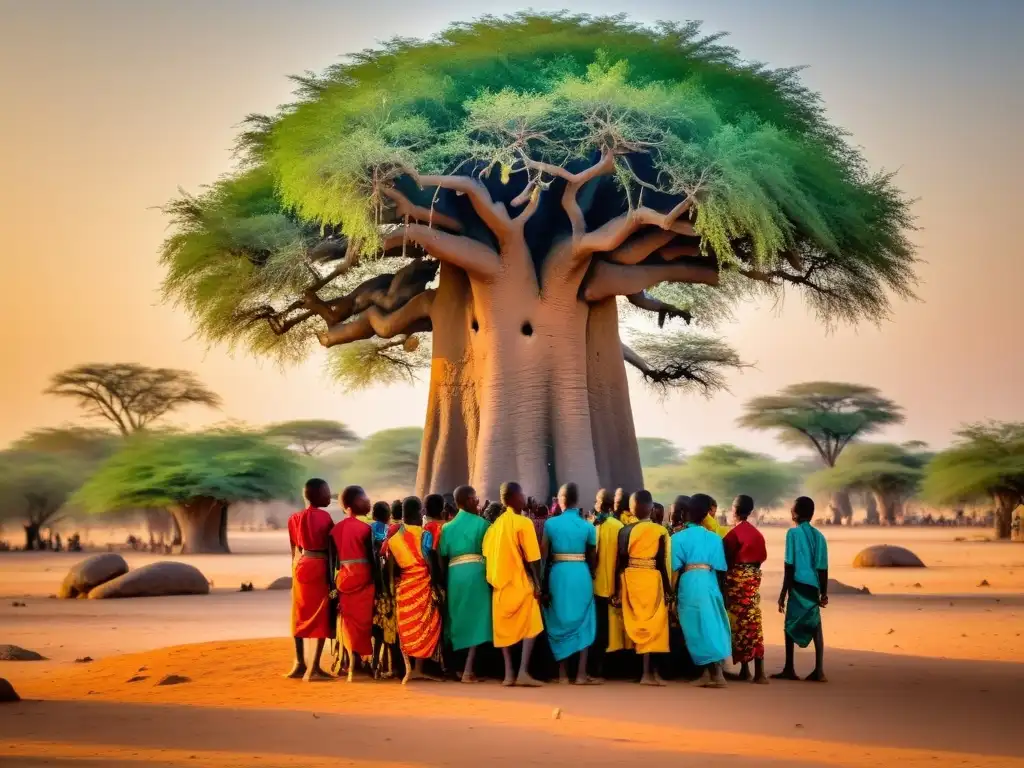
[438,484,493,682]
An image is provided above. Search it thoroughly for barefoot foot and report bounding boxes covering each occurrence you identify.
[501,676,515,687]
[284,663,307,680]
[640,674,667,687]
[771,669,800,681]
[804,670,828,683]
[753,674,770,685]
[515,674,543,687]
[690,670,712,688]
[461,673,480,684]
[574,676,603,686]
[304,667,333,682]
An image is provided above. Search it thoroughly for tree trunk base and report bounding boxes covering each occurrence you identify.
[170,499,230,554]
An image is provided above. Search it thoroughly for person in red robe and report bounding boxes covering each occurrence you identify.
[722,494,769,683]
[329,485,376,681]
[287,478,335,681]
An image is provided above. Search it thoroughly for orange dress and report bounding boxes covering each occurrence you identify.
[384,525,441,659]
[330,516,375,657]
[288,506,334,639]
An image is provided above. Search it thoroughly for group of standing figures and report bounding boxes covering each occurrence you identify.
[287,478,830,688]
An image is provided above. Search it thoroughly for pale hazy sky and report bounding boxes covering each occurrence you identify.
[1,0,1021,457]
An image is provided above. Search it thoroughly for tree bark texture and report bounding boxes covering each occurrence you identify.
[170,497,230,554]
[993,492,1020,541]
[829,489,853,525]
[414,238,642,504]
[873,491,902,526]
[864,493,880,525]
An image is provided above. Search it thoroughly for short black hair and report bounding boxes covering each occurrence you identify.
[670,495,692,527]
[453,485,476,509]
[690,493,715,518]
[559,482,579,509]
[500,482,522,506]
[484,502,503,522]
[340,485,365,510]
[402,495,423,524]
[424,493,445,519]
[632,489,653,505]
[304,478,329,498]
[391,499,403,521]
[734,495,755,518]
[794,496,815,521]
[372,501,391,523]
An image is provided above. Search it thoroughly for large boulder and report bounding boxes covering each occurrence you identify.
[827,578,871,595]
[57,553,129,599]
[266,576,292,591]
[88,562,210,599]
[853,545,926,568]
[0,645,46,661]
[0,678,19,702]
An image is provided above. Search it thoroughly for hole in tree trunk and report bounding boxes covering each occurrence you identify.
[471,318,479,332]
[521,321,533,337]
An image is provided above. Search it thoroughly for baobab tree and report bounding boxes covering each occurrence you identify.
[738,382,905,523]
[162,14,915,501]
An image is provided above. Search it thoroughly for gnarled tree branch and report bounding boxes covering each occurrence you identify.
[381,186,463,232]
[528,147,616,239]
[383,223,499,279]
[319,289,436,347]
[583,259,719,302]
[626,291,692,326]
[579,200,697,255]
[414,174,511,241]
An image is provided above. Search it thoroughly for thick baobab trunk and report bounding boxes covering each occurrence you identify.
[874,491,902,526]
[23,523,41,551]
[170,497,230,554]
[416,265,479,496]
[586,298,643,495]
[993,492,1020,541]
[829,489,853,525]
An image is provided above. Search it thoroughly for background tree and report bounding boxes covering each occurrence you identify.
[0,451,92,550]
[344,427,423,494]
[645,443,797,510]
[11,426,120,463]
[738,382,905,523]
[161,14,915,502]
[637,437,684,469]
[46,363,222,544]
[262,419,359,456]
[922,423,1024,540]
[808,442,930,525]
[76,432,300,553]
[46,363,221,435]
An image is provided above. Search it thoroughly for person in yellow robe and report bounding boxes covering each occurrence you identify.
[613,490,672,686]
[592,488,631,679]
[693,494,730,537]
[614,487,638,525]
[481,481,543,687]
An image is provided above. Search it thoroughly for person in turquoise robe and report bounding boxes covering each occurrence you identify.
[541,482,600,684]
[670,498,732,688]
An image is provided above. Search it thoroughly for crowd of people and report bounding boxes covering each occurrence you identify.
[286,479,830,688]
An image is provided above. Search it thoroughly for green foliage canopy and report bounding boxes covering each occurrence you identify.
[922,423,1024,506]
[161,13,915,391]
[75,432,302,511]
[0,450,94,526]
[645,443,798,507]
[344,427,423,492]
[808,442,930,499]
[637,437,683,468]
[738,381,904,466]
[262,419,359,456]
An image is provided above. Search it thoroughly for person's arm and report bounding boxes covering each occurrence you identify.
[365,530,381,591]
[540,532,552,603]
[585,542,598,578]
[817,566,829,607]
[612,526,628,605]
[656,535,672,600]
[779,529,794,612]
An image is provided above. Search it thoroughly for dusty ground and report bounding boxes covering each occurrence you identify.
[1,527,1022,767]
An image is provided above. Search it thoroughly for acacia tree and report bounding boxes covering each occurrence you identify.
[76,432,300,553]
[809,442,929,525]
[739,382,905,523]
[637,437,683,468]
[922,423,1024,540]
[46,363,221,436]
[345,427,423,493]
[262,419,359,456]
[162,15,914,502]
[0,451,92,550]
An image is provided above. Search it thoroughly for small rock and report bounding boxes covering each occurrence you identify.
[795,723,804,729]
[0,678,19,703]
[911,583,922,588]
[138,666,148,672]
[978,579,990,587]
[267,576,292,591]
[156,674,191,686]
[126,675,148,683]
[11,601,26,607]
[887,629,895,635]
[551,707,562,720]
[312,713,320,719]
[74,656,93,664]
[0,645,46,661]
